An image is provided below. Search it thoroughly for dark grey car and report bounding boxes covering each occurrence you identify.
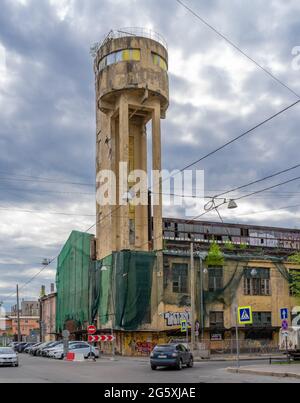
[150,344,193,370]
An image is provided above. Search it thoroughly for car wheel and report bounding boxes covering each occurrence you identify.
[176,359,183,371]
[151,365,157,371]
[187,358,194,368]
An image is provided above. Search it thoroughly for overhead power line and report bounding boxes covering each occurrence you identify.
[176,0,300,99]
[0,207,96,217]
[234,175,300,201]
[235,203,300,217]
[0,175,94,187]
[174,100,300,173]
[1,206,122,302]
[214,162,300,198]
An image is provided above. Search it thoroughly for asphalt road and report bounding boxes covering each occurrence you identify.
[0,354,299,383]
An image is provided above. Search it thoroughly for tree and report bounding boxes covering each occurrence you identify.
[288,253,300,298]
[206,242,224,266]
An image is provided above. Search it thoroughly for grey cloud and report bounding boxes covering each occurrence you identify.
[0,0,300,305]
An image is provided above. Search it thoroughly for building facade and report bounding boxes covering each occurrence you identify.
[3,316,40,342]
[54,28,300,356]
[40,285,57,342]
[11,300,40,317]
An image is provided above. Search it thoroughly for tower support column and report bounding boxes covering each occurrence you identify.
[152,102,163,251]
[119,94,130,250]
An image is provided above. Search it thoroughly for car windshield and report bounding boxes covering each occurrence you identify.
[0,348,14,355]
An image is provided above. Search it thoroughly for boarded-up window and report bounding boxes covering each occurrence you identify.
[209,312,224,328]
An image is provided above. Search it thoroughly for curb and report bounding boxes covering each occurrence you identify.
[227,367,300,380]
[195,356,283,363]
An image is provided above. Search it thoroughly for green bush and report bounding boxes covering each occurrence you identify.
[224,241,235,251]
[206,242,224,266]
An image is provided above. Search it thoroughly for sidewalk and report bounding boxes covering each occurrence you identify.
[227,363,300,380]
[98,353,283,363]
[196,354,284,362]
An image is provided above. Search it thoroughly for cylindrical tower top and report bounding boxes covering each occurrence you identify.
[94,28,169,115]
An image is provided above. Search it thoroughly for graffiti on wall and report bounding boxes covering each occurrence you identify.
[292,306,300,327]
[164,310,191,327]
[127,334,160,356]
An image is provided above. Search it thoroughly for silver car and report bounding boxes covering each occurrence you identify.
[0,347,19,367]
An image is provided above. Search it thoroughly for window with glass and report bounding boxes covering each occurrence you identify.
[244,268,271,296]
[209,312,224,328]
[152,52,168,71]
[208,267,223,292]
[251,312,272,327]
[98,49,141,72]
[172,263,188,294]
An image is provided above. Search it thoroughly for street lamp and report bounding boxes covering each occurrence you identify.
[204,198,239,213]
[227,199,238,210]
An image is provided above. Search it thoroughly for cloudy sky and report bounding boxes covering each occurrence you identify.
[0,0,300,308]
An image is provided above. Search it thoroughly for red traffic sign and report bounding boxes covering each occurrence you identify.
[87,325,97,335]
[88,335,115,343]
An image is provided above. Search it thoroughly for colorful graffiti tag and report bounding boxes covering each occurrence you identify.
[164,310,191,327]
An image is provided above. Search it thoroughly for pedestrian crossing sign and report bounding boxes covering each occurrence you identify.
[238,306,253,325]
[181,320,187,333]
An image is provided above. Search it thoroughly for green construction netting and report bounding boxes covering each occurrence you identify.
[203,262,244,311]
[91,251,156,331]
[56,231,94,333]
[202,254,293,317]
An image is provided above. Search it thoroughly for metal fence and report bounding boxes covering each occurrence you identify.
[102,27,168,50]
[196,339,280,356]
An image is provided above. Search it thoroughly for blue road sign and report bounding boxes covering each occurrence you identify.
[282,320,289,331]
[238,306,253,325]
[280,308,289,320]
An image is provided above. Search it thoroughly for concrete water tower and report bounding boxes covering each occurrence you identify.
[93,28,169,260]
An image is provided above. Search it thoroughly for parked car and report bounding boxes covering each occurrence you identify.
[20,343,36,353]
[8,342,19,350]
[0,347,19,367]
[25,343,41,354]
[35,342,55,356]
[30,342,47,356]
[50,342,100,360]
[42,341,63,357]
[150,344,194,370]
[16,342,30,353]
[47,341,83,359]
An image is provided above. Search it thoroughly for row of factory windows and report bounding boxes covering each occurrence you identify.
[98,49,168,72]
[164,221,300,240]
[171,265,300,297]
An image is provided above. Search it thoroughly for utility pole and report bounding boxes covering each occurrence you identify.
[190,243,195,352]
[235,305,240,369]
[16,285,21,342]
[199,256,205,341]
